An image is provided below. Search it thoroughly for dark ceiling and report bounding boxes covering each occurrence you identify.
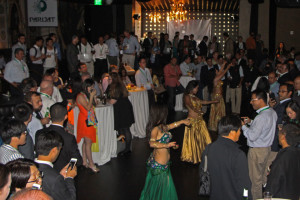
[137,0,240,12]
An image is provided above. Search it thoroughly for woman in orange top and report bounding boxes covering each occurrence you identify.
[76,78,99,172]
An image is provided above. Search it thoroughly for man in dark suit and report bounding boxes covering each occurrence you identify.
[198,36,208,57]
[267,83,293,180]
[200,115,252,199]
[48,103,82,171]
[142,32,153,59]
[266,124,300,200]
[35,129,77,200]
[278,64,292,84]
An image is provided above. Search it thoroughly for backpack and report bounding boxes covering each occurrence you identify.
[42,46,57,63]
[26,46,38,65]
[77,42,94,53]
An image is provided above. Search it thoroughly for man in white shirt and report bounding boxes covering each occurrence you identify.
[78,36,94,76]
[42,37,58,73]
[39,80,56,120]
[11,33,27,61]
[29,36,46,85]
[122,30,140,69]
[180,55,192,76]
[135,57,154,105]
[106,33,119,66]
[93,36,109,80]
[4,48,29,87]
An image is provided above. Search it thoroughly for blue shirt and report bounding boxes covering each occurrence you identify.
[123,36,140,54]
[106,38,119,57]
[53,42,62,60]
[270,81,280,97]
[242,106,277,147]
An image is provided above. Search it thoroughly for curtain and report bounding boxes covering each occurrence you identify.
[167,19,212,42]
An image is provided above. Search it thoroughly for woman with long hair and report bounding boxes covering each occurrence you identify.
[208,62,232,131]
[119,67,131,86]
[0,164,11,200]
[181,80,218,164]
[6,159,42,195]
[140,103,190,200]
[275,42,288,58]
[285,101,300,124]
[76,78,99,172]
[108,74,134,156]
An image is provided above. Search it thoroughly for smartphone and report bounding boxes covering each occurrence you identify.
[269,93,275,101]
[66,158,77,172]
[32,183,41,190]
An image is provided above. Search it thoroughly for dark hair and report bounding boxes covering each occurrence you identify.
[146,103,168,138]
[6,159,37,193]
[45,68,56,76]
[285,101,300,122]
[13,103,33,123]
[23,91,40,103]
[81,78,96,105]
[280,83,294,96]
[18,33,25,38]
[35,36,44,43]
[109,80,128,99]
[203,36,208,40]
[256,77,270,93]
[35,129,63,156]
[282,124,300,146]
[1,119,27,144]
[184,80,198,96]
[20,78,37,94]
[48,33,56,38]
[0,164,10,191]
[252,89,268,104]
[138,57,147,63]
[217,115,241,136]
[183,55,190,62]
[14,48,24,55]
[50,103,67,122]
[119,67,128,77]
[45,37,52,44]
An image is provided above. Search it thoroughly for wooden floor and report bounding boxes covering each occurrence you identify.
[75,111,242,200]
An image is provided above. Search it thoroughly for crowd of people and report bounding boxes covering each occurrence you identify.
[0,29,299,200]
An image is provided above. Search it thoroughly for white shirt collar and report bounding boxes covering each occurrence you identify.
[280,98,291,104]
[51,123,64,128]
[256,106,269,113]
[35,159,54,168]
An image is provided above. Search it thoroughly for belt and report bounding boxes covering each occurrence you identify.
[96,58,106,60]
[124,53,135,55]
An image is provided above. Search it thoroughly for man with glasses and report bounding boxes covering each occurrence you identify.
[267,83,293,181]
[241,90,277,200]
[0,119,27,164]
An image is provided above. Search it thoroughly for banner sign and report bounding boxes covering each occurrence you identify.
[27,0,58,27]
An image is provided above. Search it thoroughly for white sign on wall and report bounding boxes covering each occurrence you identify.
[27,0,58,27]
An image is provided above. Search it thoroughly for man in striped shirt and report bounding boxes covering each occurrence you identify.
[0,119,27,164]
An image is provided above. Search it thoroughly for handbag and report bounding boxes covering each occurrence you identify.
[199,146,210,196]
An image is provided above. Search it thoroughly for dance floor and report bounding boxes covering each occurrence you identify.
[76,112,219,200]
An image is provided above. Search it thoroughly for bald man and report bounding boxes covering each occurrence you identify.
[39,80,56,119]
[292,76,300,105]
[37,74,63,103]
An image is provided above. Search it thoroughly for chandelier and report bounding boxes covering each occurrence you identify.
[167,0,187,22]
[149,11,161,23]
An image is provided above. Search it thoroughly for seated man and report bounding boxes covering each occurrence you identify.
[41,103,83,171]
[35,129,77,200]
[200,115,252,199]
[13,103,35,160]
[266,123,300,200]
[0,119,27,164]
[39,80,56,119]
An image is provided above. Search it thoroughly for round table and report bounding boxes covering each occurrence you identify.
[128,88,149,138]
[74,104,117,166]
[174,76,196,111]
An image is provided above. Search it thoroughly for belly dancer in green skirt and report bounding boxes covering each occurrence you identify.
[140,103,190,200]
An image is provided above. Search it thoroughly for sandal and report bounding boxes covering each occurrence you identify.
[89,165,100,173]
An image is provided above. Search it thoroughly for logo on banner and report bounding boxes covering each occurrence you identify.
[33,0,47,13]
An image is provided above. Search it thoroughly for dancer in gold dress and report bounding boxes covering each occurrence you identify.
[181,80,218,164]
[208,62,232,131]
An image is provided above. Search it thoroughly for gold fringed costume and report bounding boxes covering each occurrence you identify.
[181,95,211,164]
[208,81,226,131]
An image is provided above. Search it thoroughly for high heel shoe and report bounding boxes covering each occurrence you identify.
[89,165,100,173]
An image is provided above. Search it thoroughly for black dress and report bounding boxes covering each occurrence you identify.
[112,95,135,131]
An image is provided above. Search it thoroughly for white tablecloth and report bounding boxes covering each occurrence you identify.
[174,76,196,111]
[128,88,149,138]
[74,104,117,166]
